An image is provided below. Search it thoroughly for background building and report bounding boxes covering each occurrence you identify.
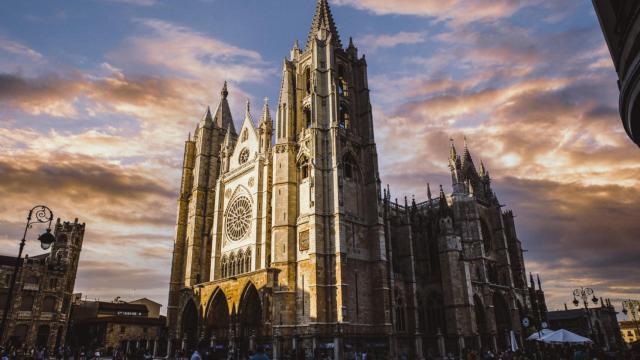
[547,300,624,350]
[166,1,545,359]
[620,320,639,345]
[0,218,84,349]
[67,296,166,355]
[592,1,640,146]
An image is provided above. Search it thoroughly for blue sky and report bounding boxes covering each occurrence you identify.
[1,0,639,316]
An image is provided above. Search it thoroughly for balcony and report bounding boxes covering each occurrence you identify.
[40,312,55,321]
[16,311,32,319]
[23,283,39,291]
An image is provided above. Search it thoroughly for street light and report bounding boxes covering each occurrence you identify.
[622,299,640,339]
[572,287,598,339]
[0,205,56,343]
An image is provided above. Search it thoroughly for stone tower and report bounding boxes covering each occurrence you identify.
[271,0,389,338]
[167,83,235,337]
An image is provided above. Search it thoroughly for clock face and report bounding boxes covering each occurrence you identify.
[541,321,548,329]
[521,317,530,327]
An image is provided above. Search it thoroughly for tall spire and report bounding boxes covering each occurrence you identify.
[260,97,272,125]
[221,81,228,98]
[462,135,473,166]
[449,138,457,161]
[306,0,342,50]
[244,99,253,123]
[213,81,235,134]
[427,183,432,201]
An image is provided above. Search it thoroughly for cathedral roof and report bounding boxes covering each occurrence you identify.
[306,0,342,50]
[213,81,236,135]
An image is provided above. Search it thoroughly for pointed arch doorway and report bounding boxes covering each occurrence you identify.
[493,292,512,351]
[238,283,263,358]
[181,299,199,352]
[205,289,231,357]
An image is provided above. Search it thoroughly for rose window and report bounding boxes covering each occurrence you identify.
[239,148,250,165]
[225,196,252,241]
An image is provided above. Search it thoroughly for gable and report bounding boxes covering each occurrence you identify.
[229,115,259,172]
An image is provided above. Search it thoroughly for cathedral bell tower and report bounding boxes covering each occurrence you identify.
[271,0,389,340]
[167,83,235,337]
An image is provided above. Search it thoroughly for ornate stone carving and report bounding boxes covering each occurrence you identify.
[225,196,252,242]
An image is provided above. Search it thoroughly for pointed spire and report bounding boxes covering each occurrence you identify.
[244,98,253,123]
[462,135,473,165]
[221,81,228,98]
[260,97,272,126]
[449,138,457,161]
[438,185,451,217]
[537,274,542,290]
[349,36,354,48]
[306,0,342,50]
[213,81,235,134]
[529,273,535,288]
[480,160,487,177]
[200,106,213,127]
[427,182,432,201]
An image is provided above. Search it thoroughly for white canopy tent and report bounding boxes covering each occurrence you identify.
[537,329,593,344]
[526,329,555,341]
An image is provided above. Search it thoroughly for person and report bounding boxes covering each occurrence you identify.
[249,346,269,360]
[191,348,203,360]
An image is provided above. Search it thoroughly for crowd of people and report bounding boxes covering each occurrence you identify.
[2,343,640,360]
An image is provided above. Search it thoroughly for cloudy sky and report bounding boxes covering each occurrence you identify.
[0,0,638,316]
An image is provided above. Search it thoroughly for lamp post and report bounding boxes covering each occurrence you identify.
[622,299,640,339]
[0,205,56,343]
[572,287,599,340]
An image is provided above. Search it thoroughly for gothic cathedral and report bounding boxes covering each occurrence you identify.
[167,1,546,359]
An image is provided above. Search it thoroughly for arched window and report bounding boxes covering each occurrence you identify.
[426,293,446,335]
[306,68,313,90]
[244,250,251,273]
[42,296,56,313]
[480,220,492,252]
[242,129,248,142]
[339,103,349,129]
[12,324,28,341]
[304,108,312,129]
[343,153,357,181]
[20,295,35,311]
[229,254,236,277]
[299,157,310,180]
[221,256,228,278]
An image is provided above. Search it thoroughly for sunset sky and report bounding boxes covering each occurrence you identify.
[0,0,638,316]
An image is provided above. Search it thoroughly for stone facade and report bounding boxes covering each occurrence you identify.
[620,320,640,345]
[548,301,624,350]
[166,1,544,359]
[0,219,84,350]
[67,298,166,355]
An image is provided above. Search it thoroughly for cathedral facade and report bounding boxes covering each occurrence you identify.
[166,1,545,358]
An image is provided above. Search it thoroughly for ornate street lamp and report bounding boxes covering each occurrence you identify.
[0,205,56,342]
[572,287,598,339]
[622,299,640,338]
